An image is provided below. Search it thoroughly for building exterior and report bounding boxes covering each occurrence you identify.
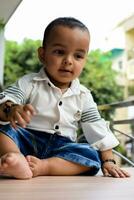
[117,14,134,99]
[109,48,126,86]
[108,15,134,162]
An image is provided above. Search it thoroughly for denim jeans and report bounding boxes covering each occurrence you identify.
[0,124,101,175]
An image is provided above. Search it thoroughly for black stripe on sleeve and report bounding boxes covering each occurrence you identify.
[81,108,101,122]
[4,86,25,104]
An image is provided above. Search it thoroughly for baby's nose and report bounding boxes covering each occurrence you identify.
[62,56,73,65]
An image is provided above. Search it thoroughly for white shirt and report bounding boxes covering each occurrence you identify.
[0,68,119,150]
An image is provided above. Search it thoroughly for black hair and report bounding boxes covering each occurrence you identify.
[42,17,90,46]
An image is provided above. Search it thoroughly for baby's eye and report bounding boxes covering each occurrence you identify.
[75,53,84,59]
[53,49,64,55]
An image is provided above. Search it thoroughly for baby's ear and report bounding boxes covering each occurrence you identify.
[38,47,45,63]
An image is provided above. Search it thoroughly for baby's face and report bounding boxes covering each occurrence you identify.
[39,25,90,89]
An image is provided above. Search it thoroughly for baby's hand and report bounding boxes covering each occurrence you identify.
[8,104,36,129]
[102,162,130,178]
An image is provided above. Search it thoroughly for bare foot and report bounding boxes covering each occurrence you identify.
[26,155,49,177]
[0,153,33,179]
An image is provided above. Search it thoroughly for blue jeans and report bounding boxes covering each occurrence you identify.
[0,124,101,175]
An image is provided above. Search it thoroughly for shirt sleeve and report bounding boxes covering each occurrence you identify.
[0,74,34,105]
[80,88,119,151]
[90,121,119,151]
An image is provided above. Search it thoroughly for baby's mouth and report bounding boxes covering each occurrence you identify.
[59,69,72,73]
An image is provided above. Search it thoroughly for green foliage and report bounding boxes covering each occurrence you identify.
[4,39,42,87]
[115,144,127,156]
[80,49,123,120]
[0,19,5,30]
[114,144,128,165]
[128,85,134,96]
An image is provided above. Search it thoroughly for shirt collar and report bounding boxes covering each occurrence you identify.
[33,67,49,81]
[33,67,85,95]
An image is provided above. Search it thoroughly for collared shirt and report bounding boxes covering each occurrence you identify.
[0,68,119,150]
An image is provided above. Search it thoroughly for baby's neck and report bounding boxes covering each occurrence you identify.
[61,88,68,93]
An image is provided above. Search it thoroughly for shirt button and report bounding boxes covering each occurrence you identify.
[59,101,62,106]
[55,125,59,129]
[48,82,51,87]
[0,94,5,99]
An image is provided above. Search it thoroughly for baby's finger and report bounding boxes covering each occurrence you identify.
[116,168,130,178]
[15,112,27,128]
[109,168,120,178]
[19,111,32,124]
[24,104,36,115]
[114,168,126,178]
[122,169,131,177]
[10,118,17,129]
[103,168,110,177]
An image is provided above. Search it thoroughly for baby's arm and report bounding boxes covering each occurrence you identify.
[80,88,130,178]
[100,149,130,178]
[0,101,35,129]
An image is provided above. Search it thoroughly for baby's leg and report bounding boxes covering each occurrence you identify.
[26,155,90,177]
[0,133,32,179]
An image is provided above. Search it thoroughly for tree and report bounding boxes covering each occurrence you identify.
[4,39,42,87]
[80,49,123,105]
